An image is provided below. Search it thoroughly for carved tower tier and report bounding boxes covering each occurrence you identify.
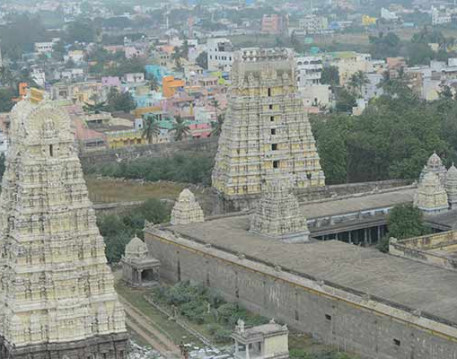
[0,94,128,359]
[212,48,325,202]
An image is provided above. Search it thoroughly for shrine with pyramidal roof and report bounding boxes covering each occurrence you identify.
[0,94,128,358]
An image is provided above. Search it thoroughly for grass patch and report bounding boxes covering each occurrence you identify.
[86,176,188,203]
[115,280,196,345]
[150,281,269,344]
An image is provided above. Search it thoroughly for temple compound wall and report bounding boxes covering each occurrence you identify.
[390,231,457,270]
[145,229,457,359]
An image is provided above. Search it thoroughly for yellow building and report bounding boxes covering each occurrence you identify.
[362,15,377,26]
[106,129,147,149]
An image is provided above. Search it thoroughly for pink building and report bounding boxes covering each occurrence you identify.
[189,123,211,139]
[101,77,121,88]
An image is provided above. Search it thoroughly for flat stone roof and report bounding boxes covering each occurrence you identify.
[167,214,457,325]
[300,187,415,219]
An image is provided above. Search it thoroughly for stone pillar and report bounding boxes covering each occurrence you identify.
[363,229,368,246]
[368,228,372,245]
[235,341,239,354]
[377,226,381,242]
[246,343,250,359]
[348,231,352,244]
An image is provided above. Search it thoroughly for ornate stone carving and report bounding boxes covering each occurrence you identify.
[212,48,325,199]
[446,164,457,208]
[170,189,204,225]
[414,172,449,214]
[0,96,127,358]
[420,152,447,185]
[250,180,310,242]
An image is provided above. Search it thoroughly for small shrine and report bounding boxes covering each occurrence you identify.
[231,319,289,359]
[170,188,205,225]
[121,236,160,287]
[250,180,310,242]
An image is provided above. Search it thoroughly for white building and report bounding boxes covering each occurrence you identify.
[362,73,384,101]
[296,56,323,87]
[432,6,451,25]
[207,38,234,72]
[299,15,328,34]
[381,8,398,21]
[124,73,145,83]
[34,42,54,55]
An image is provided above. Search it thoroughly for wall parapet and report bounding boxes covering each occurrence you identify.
[147,226,457,337]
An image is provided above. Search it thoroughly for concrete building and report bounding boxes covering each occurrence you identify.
[261,14,288,35]
[0,92,127,358]
[207,38,234,72]
[212,48,325,205]
[34,42,54,55]
[299,15,328,34]
[296,56,322,87]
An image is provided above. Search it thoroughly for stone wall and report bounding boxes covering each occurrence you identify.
[220,179,412,212]
[146,230,457,359]
[79,137,219,167]
[389,231,457,270]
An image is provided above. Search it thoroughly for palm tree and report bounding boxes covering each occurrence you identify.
[171,115,190,141]
[211,113,225,137]
[349,70,369,97]
[0,66,15,88]
[83,101,108,114]
[142,114,160,144]
[149,75,159,91]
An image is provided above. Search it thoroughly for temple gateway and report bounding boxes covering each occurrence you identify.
[0,93,127,359]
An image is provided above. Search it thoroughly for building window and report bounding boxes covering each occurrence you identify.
[269,104,273,110]
[270,116,274,122]
[325,314,332,321]
[295,310,299,321]
[273,160,279,168]
[271,128,276,135]
[268,88,272,97]
[272,144,278,151]
[393,339,401,347]
[49,145,53,157]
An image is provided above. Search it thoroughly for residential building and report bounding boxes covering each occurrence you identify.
[207,38,234,72]
[296,56,323,87]
[299,15,329,34]
[261,14,288,34]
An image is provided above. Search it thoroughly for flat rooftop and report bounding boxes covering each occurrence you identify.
[300,187,415,219]
[168,213,457,325]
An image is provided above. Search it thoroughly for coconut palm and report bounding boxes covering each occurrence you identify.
[142,114,160,144]
[211,113,225,137]
[83,101,108,114]
[349,70,369,97]
[171,115,190,141]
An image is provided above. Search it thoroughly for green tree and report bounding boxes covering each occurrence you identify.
[369,32,401,59]
[148,75,159,91]
[142,114,160,144]
[0,88,15,112]
[107,88,136,113]
[335,88,356,113]
[65,18,97,43]
[311,114,353,184]
[83,101,108,114]
[321,66,340,86]
[172,116,190,141]
[196,51,208,70]
[348,70,369,97]
[387,203,428,240]
[211,114,225,137]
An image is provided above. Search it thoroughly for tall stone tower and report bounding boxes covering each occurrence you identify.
[212,48,325,204]
[0,93,128,358]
